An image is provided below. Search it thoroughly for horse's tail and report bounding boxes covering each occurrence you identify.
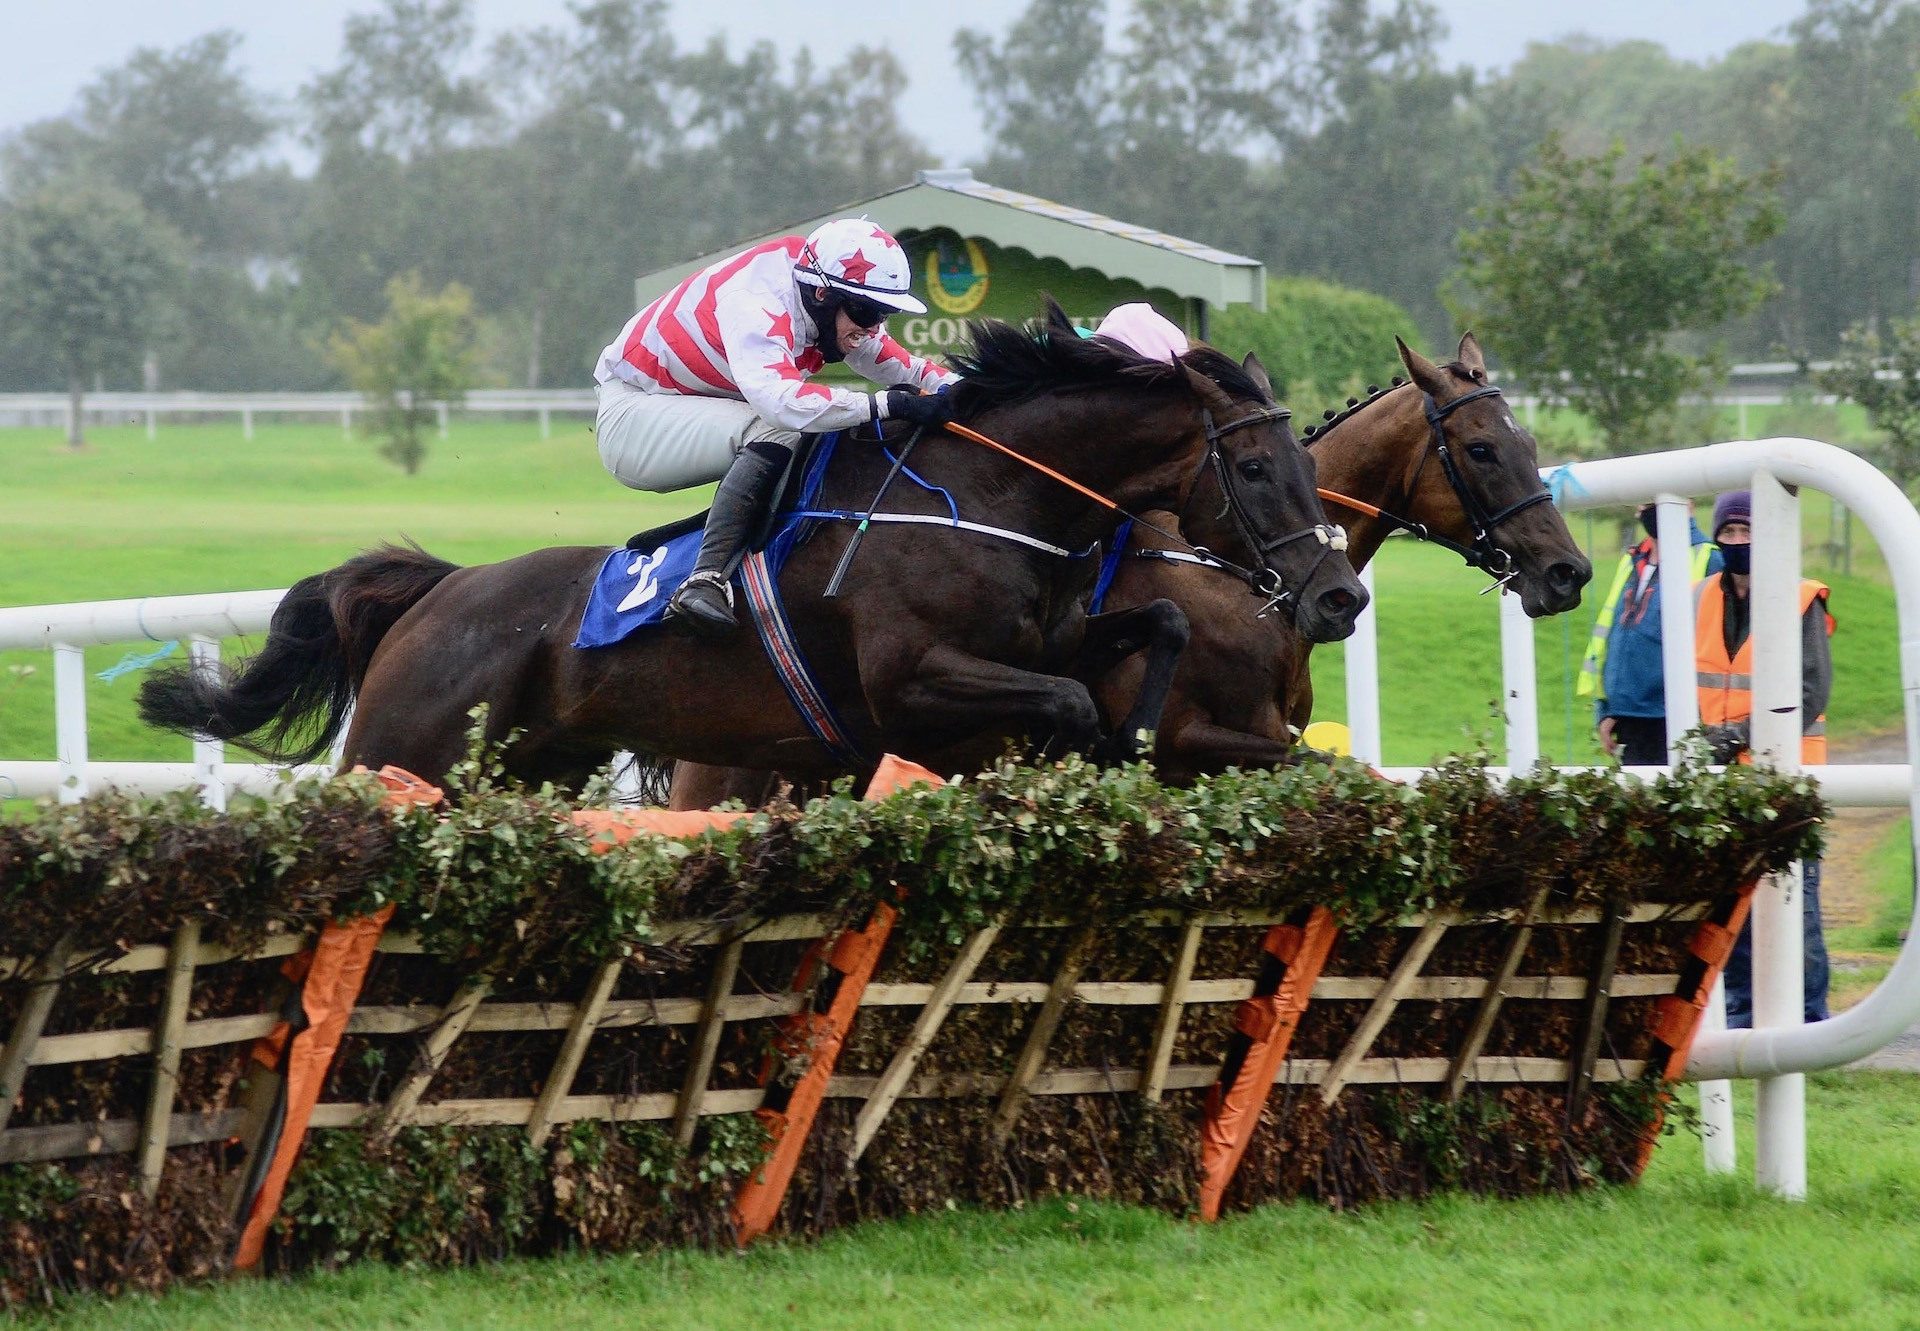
[137,542,461,764]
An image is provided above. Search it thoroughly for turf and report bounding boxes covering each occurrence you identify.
[44,1073,1920,1330]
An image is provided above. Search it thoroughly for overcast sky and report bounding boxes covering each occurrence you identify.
[3,0,1812,164]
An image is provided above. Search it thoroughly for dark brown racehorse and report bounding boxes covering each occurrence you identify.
[668,332,1590,804]
[139,308,1367,787]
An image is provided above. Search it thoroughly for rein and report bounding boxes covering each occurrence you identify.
[1313,384,1554,594]
[937,409,1343,613]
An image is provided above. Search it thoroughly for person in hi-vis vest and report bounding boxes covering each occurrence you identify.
[1696,489,1836,1026]
[1577,501,1720,765]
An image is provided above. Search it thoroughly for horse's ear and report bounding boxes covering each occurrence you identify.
[1178,359,1235,414]
[1456,330,1488,376]
[1042,296,1075,336]
[1240,350,1275,398]
[1396,336,1449,399]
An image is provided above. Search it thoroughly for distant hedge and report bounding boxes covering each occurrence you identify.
[1213,276,1422,406]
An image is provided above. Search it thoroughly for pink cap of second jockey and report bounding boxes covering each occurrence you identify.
[1093,303,1191,362]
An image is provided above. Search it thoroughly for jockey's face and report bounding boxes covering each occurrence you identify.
[834,305,885,358]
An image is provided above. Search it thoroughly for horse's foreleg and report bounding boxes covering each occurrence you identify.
[1072,599,1190,764]
[877,644,1105,760]
[1159,719,1314,777]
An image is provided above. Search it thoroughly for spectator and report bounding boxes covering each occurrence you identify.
[1696,489,1837,1026]
[1576,502,1721,764]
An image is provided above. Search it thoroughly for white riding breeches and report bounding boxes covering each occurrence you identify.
[595,379,804,493]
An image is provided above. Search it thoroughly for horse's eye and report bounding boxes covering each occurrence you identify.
[1467,443,1493,463]
[1237,459,1267,481]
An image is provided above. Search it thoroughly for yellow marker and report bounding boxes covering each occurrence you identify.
[1301,721,1351,757]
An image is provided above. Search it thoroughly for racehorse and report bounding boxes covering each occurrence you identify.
[667,331,1590,804]
[139,305,1368,788]
[1082,332,1592,780]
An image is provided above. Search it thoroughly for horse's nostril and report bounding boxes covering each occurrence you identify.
[1547,562,1580,594]
[1320,588,1357,613]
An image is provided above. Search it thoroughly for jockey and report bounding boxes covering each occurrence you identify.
[593,218,957,634]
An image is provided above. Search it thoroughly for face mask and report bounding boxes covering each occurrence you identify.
[1718,542,1751,575]
[1638,509,1659,540]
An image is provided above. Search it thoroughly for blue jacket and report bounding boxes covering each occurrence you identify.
[1598,525,1723,721]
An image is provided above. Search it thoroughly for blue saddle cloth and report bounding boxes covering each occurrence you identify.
[573,431,842,650]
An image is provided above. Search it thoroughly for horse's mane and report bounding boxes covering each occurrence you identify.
[946,299,1272,422]
[1301,360,1481,446]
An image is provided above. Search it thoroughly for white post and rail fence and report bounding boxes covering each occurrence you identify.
[4,437,1919,1199]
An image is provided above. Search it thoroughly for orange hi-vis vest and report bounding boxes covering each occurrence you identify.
[1694,573,1834,765]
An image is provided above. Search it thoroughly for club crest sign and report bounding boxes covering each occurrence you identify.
[925,236,990,316]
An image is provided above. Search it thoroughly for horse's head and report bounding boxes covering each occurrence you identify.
[1394,333,1592,617]
[1174,350,1369,643]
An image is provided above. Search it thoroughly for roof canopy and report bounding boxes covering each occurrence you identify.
[634,169,1266,313]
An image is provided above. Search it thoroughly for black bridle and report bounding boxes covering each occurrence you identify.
[1175,402,1349,617]
[1312,384,1554,592]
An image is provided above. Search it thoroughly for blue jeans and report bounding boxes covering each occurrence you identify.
[1724,859,1830,1027]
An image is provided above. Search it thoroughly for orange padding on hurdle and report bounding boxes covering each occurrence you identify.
[731,756,942,1243]
[1198,907,1339,1221]
[233,765,442,1270]
[1633,878,1760,1174]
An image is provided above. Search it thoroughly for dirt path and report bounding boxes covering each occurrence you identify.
[1819,729,1918,1070]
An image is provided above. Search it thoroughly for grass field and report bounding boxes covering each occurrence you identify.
[45,1073,1920,1330]
[0,417,1904,768]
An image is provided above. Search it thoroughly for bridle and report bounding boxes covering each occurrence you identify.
[1182,402,1348,618]
[1315,384,1553,594]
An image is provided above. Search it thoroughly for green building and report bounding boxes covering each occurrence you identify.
[633,169,1266,361]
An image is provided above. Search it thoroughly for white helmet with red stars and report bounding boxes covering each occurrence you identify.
[796,218,926,315]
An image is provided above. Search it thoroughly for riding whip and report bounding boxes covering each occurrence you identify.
[823,423,927,599]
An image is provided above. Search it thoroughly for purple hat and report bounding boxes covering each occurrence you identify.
[1711,490,1751,541]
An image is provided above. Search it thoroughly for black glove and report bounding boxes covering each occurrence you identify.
[881,385,955,426]
[1704,721,1751,765]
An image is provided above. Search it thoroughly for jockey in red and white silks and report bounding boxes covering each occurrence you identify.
[593,217,957,633]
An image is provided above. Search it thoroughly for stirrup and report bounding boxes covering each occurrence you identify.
[666,570,737,631]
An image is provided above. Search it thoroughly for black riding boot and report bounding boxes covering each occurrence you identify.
[666,442,789,636]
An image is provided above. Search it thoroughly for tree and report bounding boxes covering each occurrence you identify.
[1447,134,1782,453]
[1817,318,1920,495]
[0,181,185,446]
[1211,276,1419,403]
[328,273,480,474]
[0,32,277,254]
[302,0,494,158]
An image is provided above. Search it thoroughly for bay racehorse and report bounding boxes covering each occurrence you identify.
[139,306,1367,788]
[1081,332,1592,780]
[667,331,1590,804]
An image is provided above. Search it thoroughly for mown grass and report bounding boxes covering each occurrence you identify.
[0,418,1904,768]
[45,1073,1920,1330]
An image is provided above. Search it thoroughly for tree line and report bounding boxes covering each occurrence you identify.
[1,0,1917,421]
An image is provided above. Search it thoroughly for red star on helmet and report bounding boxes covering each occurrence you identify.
[837,250,878,285]
[764,308,794,346]
[868,224,892,245]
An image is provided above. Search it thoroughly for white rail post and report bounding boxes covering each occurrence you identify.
[1653,493,1735,1170]
[145,408,157,441]
[242,407,254,441]
[189,635,226,811]
[341,406,353,437]
[539,406,551,439]
[53,643,88,804]
[437,403,449,439]
[1345,564,1382,764]
[1499,589,1539,768]
[1749,468,1806,1199]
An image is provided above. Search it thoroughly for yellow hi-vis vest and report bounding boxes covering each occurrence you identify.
[1693,573,1835,765]
[1575,540,1717,699]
